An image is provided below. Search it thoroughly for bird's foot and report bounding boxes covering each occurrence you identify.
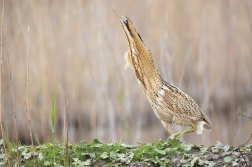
[168,134,182,140]
[177,133,184,139]
[168,129,188,140]
[168,135,175,140]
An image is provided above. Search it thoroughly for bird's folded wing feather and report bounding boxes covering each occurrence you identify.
[157,82,203,122]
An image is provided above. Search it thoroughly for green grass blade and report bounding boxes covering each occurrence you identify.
[51,91,56,132]
[50,91,56,165]
[32,126,41,146]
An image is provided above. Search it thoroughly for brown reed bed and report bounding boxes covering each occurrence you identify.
[0,0,251,149]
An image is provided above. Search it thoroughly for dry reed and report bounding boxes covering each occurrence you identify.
[0,0,251,146]
[0,0,3,143]
[25,24,35,166]
[0,0,10,166]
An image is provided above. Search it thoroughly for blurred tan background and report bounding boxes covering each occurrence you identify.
[1,0,252,146]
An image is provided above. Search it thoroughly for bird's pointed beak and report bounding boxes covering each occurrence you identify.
[113,9,128,24]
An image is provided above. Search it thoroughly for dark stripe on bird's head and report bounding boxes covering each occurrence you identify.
[120,16,132,36]
[137,33,143,42]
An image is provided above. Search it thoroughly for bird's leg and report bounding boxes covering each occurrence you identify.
[169,125,197,139]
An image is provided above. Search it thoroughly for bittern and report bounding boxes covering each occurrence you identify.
[114,11,212,139]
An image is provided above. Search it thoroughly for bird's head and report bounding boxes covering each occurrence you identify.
[113,10,145,47]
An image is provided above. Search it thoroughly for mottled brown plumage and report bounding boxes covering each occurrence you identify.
[115,11,212,139]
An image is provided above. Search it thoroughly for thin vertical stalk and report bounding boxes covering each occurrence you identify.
[7,54,19,166]
[65,92,69,166]
[51,91,56,165]
[0,0,9,166]
[0,0,4,148]
[25,25,35,166]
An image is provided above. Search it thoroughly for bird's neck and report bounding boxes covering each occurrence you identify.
[130,48,162,100]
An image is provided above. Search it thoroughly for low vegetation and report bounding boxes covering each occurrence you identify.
[0,138,251,166]
[0,1,251,167]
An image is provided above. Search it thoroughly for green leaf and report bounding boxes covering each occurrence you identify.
[136,141,146,145]
[191,157,199,166]
[36,145,48,149]
[211,148,219,153]
[126,159,132,164]
[118,157,127,163]
[223,145,230,152]
[180,159,188,164]
[107,142,114,146]
[22,151,32,160]
[91,143,103,148]
[183,143,194,151]
[0,154,5,159]
[205,161,216,167]
[90,139,103,147]
[200,147,208,153]
[232,161,239,166]
[100,152,109,159]
[89,153,95,158]
[126,152,134,164]
[82,159,91,166]
[224,156,233,163]
[198,159,205,165]
[120,143,136,148]
[199,160,216,167]
[80,140,87,146]
[128,152,134,159]
[110,151,117,159]
[92,139,102,144]
[215,141,223,148]
[155,148,166,155]
[72,158,79,162]
[44,161,51,166]
[0,139,3,146]
[116,153,126,158]
[38,153,44,160]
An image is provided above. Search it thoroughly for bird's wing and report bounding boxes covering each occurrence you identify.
[157,82,203,122]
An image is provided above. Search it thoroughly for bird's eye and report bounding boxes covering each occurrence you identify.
[121,16,128,24]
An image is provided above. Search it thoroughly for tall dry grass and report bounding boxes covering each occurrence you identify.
[0,0,251,146]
